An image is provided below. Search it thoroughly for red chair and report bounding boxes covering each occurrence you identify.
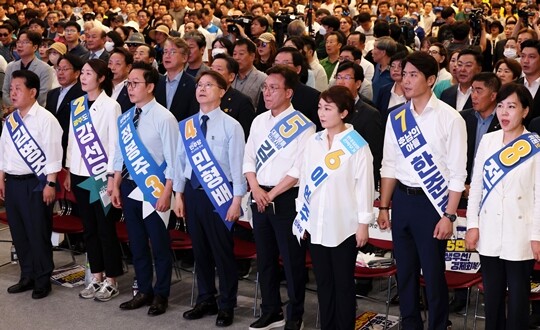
[354,238,397,330]
[115,213,130,273]
[51,170,84,267]
[0,207,12,267]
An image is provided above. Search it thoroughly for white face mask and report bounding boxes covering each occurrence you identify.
[49,53,60,65]
[319,26,326,36]
[503,48,517,59]
[212,47,227,57]
[104,41,115,52]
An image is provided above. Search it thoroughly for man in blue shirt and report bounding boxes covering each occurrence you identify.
[111,62,178,317]
[174,70,246,327]
[371,36,396,102]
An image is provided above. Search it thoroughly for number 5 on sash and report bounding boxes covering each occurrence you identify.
[394,109,407,132]
[279,114,306,138]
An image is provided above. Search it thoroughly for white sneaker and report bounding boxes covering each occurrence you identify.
[79,278,103,299]
[94,281,119,302]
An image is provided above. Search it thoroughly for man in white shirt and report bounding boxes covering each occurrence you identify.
[440,48,481,111]
[378,52,467,330]
[244,65,315,330]
[108,47,134,113]
[301,36,329,92]
[518,39,540,126]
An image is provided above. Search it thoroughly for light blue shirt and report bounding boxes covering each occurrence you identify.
[113,98,179,180]
[474,110,495,155]
[174,107,247,196]
[165,71,183,110]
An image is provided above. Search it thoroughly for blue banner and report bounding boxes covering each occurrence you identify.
[480,132,540,210]
[179,114,235,231]
[118,107,167,209]
[390,102,449,215]
[256,111,314,172]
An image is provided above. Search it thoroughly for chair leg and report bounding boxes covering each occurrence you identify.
[190,261,196,307]
[171,250,181,280]
[463,286,471,330]
[473,287,480,330]
[384,275,393,330]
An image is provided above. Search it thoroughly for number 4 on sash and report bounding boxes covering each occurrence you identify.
[184,118,197,139]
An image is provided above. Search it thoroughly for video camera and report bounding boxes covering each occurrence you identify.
[469,8,484,36]
[226,16,253,34]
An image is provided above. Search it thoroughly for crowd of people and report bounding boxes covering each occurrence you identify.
[2,0,540,329]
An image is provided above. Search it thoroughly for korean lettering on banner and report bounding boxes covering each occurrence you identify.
[8,113,47,177]
[192,148,233,206]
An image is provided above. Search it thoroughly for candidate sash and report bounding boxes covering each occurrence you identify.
[480,132,540,210]
[179,114,235,231]
[6,111,47,189]
[71,95,111,213]
[118,107,167,213]
[255,111,314,173]
[292,129,367,243]
[391,102,449,216]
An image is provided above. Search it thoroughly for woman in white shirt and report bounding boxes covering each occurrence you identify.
[298,85,374,330]
[466,83,540,330]
[64,59,123,302]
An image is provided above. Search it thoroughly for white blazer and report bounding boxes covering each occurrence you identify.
[467,129,540,261]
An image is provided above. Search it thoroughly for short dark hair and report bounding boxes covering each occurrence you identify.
[325,31,345,45]
[402,51,439,85]
[441,6,455,19]
[357,12,371,23]
[452,22,471,40]
[212,37,234,55]
[458,48,483,67]
[321,15,340,31]
[471,72,501,93]
[336,61,364,82]
[131,61,160,87]
[184,30,206,49]
[265,65,299,91]
[234,38,257,54]
[19,30,41,46]
[86,59,114,96]
[320,86,355,123]
[197,70,228,90]
[348,31,366,44]
[494,58,522,82]
[110,47,134,65]
[496,82,534,120]
[64,20,81,32]
[59,53,84,71]
[276,46,306,67]
[213,53,239,75]
[0,23,14,33]
[373,19,390,38]
[430,42,449,68]
[520,39,540,55]
[284,36,304,50]
[12,70,40,99]
[29,18,46,29]
[340,45,362,61]
[301,35,316,51]
[252,16,269,30]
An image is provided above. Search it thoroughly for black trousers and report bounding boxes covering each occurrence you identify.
[120,180,172,297]
[252,187,307,321]
[310,235,357,330]
[71,173,123,277]
[480,255,534,330]
[391,186,448,330]
[185,183,238,310]
[5,175,54,289]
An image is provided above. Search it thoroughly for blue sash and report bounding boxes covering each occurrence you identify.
[292,129,367,243]
[179,114,234,231]
[6,111,47,189]
[118,107,167,209]
[480,132,540,210]
[256,111,314,172]
[390,102,449,215]
[70,95,111,213]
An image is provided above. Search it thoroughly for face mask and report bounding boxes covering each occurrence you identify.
[503,48,517,59]
[104,41,115,52]
[319,26,326,36]
[212,47,227,57]
[49,53,60,65]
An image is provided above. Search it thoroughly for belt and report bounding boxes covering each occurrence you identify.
[5,173,36,180]
[259,185,275,191]
[398,181,425,196]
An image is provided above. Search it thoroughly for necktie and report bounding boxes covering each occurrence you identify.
[90,52,96,59]
[122,108,143,179]
[190,115,209,189]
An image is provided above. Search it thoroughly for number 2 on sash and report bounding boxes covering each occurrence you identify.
[499,140,532,167]
[72,96,86,116]
[279,114,306,138]
[184,118,197,139]
[145,175,165,198]
[394,110,407,132]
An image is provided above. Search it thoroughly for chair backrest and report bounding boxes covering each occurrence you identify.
[369,238,393,250]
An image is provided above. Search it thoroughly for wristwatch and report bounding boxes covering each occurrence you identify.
[46,181,56,188]
[443,212,457,222]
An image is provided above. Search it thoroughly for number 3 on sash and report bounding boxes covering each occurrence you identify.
[145,175,165,198]
[279,114,306,138]
[184,118,197,140]
[72,96,86,116]
[499,140,532,167]
[394,110,407,132]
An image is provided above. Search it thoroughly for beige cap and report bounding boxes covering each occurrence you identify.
[258,32,275,43]
[149,25,170,40]
[48,42,67,55]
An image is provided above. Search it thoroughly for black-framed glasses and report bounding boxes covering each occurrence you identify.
[124,80,147,88]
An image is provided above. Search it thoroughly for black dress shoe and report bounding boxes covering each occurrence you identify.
[148,295,168,316]
[7,278,34,294]
[216,309,234,327]
[285,319,304,330]
[183,300,218,320]
[119,292,154,310]
[32,286,51,299]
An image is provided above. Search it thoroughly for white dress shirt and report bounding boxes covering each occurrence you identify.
[524,76,540,100]
[243,105,315,186]
[0,101,62,175]
[467,129,540,261]
[360,58,375,82]
[380,93,467,192]
[299,125,375,247]
[66,91,121,176]
[388,83,407,109]
[111,79,127,101]
[309,59,329,92]
[456,84,472,111]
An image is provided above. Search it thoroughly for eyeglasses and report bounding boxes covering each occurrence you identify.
[196,82,218,90]
[338,56,354,62]
[64,29,78,34]
[0,33,9,37]
[427,50,440,55]
[162,49,181,56]
[16,40,31,46]
[261,84,285,94]
[124,80,147,88]
[257,42,268,48]
[56,67,74,73]
[334,75,355,81]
